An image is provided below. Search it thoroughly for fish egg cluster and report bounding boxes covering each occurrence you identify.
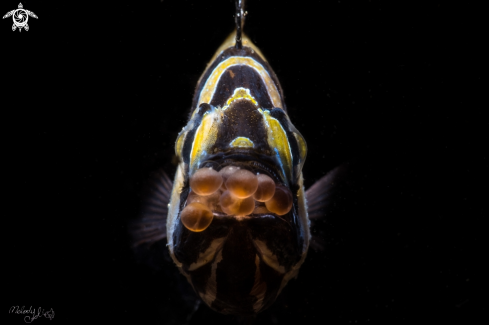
[180,166,293,232]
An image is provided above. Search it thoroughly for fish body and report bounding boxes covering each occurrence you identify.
[131,3,342,316]
[168,32,309,315]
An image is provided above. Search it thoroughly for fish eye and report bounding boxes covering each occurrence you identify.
[271,108,306,166]
[260,108,307,183]
[197,103,212,116]
[269,107,286,120]
[274,110,307,180]
[174,104,219,170]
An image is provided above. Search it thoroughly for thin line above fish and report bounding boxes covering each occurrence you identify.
[130,0,345,316]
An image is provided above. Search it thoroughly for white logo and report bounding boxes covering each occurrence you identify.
[3,3,37,32]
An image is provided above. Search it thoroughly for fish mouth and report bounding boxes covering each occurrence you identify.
[210,210,289,224]
[198,148,284,184]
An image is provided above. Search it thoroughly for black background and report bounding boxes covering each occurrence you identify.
[3,0,485,324]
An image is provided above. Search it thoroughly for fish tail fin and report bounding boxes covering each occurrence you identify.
[306,164,349,251]
[129,169,173,248]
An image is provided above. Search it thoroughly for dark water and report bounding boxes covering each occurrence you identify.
[4,1,484,324]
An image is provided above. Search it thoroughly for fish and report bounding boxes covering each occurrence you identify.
[130,0,345,317]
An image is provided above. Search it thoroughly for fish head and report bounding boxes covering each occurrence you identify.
[166,33,309,315]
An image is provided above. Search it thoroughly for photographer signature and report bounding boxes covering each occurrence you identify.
[9,306,55,323]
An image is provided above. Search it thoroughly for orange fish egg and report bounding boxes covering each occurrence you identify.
[220,190,255,216]
[189,167,223,196]
[225,169,258,198]
[180,202,214,232]
[253,173,276,202]
[187,190,221,210]
[265,185,293,215]
[218,165,240,190]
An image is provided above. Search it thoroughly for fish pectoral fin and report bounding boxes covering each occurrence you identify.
[309,235,326,252]
[306,164,349,252]
[306,164,349,221]
[129,169,173,248]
